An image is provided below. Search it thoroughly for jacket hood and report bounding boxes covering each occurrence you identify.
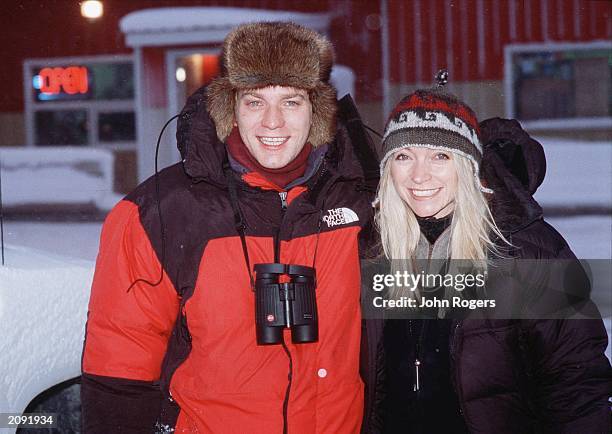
[176,85,378,194]
[176,85,228,185]
[176,87,378,205]
[480,117,546,232]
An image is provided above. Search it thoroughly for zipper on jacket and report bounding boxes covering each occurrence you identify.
[409,241,434,397]
[449,321,461,360]
[276,190,292,434]
[410,320,427,395]
[414,358,421,392]
[274,191,288,263]
[279,191,288,210]
[450,321,469,419]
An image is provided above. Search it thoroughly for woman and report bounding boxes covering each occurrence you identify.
[361,86,611,433]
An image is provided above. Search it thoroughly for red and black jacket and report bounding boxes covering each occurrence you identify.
[81,87,379,433]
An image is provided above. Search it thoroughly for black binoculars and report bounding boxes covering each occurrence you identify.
[253,263,318,345]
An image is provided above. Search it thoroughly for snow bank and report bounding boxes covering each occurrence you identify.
[0,147,123,211]
[0,245,93,419]
[534,138,612,208]
[2,222,102,263]
[548,216,612,259]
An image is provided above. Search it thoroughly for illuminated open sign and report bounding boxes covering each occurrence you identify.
[33,66,91,101]
[40,66,88,94]
[31,61,134,103]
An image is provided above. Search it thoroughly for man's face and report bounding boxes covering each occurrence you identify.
[235,86,313,169]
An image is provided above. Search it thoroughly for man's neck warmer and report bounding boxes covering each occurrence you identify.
[226,127,313,189]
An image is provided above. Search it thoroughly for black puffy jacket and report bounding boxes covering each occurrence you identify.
[361,118,612,434]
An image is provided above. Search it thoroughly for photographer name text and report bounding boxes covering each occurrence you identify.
[372,295,495,309]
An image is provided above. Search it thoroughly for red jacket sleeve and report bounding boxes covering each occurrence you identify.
[81,200,179,433]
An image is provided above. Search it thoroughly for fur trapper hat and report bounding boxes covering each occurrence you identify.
[206,22,337,148]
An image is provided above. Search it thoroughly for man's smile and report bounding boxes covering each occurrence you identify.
[257,136,290,147]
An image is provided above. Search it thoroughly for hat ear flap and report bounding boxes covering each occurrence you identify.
[308,83,337,148]
[206,77,235,143]
[313,33,334,82]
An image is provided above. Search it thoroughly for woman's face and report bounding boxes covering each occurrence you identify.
[389,147,458,218]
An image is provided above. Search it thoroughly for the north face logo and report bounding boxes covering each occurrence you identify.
[322,207,359,227]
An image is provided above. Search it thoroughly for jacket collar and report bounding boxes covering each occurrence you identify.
[227,143,328,192]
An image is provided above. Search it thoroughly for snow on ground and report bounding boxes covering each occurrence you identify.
[534,138,612,208]
[0,245,92,420]
[547,215,612,259]
[1,221,102,263]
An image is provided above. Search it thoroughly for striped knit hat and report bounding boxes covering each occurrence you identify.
[380,88,492,194]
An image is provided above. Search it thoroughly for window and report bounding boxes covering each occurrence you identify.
[35,110,88,146]
[25,55,136,147]
[505,42,611,129]
[98,112,135,142]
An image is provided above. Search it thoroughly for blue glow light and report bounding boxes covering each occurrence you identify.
[32,75,42,90]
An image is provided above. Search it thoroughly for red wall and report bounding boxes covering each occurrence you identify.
[3,0,610,112]
[386,0,612,84]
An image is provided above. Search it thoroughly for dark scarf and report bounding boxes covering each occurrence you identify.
[416,214,452,245]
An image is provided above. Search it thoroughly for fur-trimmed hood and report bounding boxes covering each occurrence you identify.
[206,22,337,148]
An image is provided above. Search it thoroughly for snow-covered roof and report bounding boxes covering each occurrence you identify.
[119,7,331,47]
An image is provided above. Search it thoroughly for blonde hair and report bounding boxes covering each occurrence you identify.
[375,152,510,305]
[375,152,508,262]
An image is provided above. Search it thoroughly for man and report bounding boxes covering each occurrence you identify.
[81,22,378,433]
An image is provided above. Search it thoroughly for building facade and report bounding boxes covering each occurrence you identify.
[3,0,610,193]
